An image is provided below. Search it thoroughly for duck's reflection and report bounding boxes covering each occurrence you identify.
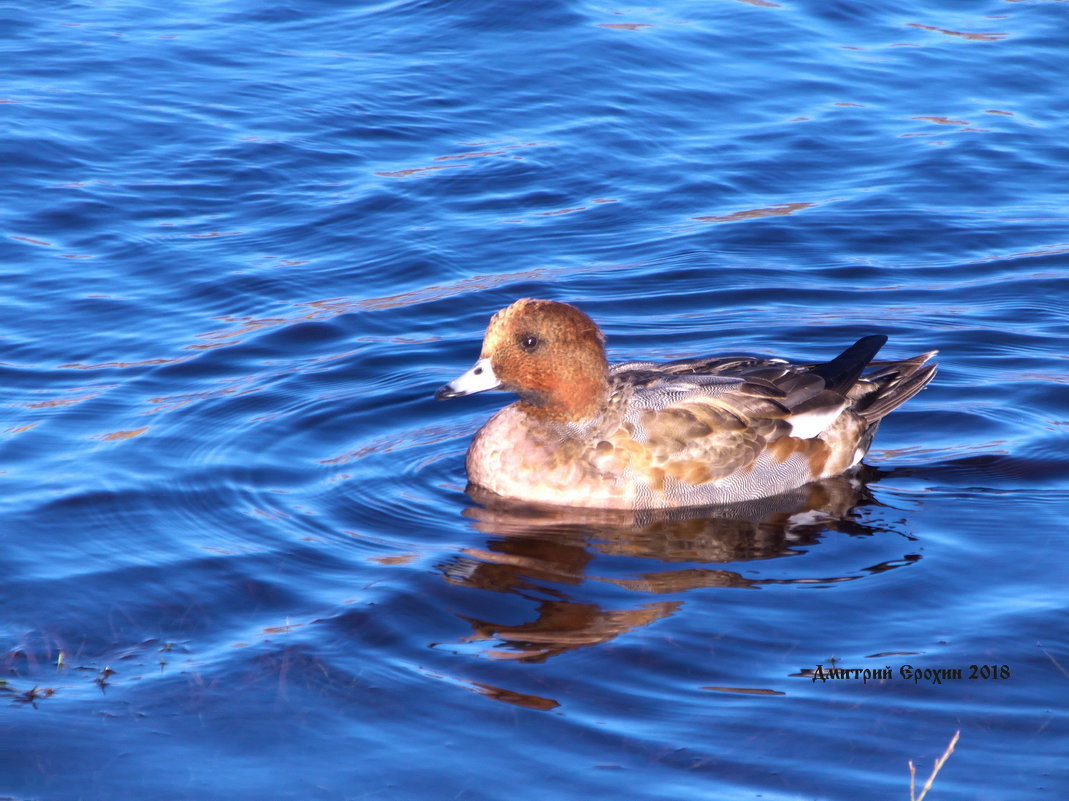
[440,469,910,662]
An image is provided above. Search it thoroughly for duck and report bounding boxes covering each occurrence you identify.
[436,298,936,510]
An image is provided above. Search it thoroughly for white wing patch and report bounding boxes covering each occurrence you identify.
[787,406,844,439]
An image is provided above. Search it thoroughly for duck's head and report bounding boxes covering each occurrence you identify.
[436,298,610,422]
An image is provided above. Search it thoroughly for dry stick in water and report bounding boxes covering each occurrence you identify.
[909,730,961,801]
[1037,642,1069,680]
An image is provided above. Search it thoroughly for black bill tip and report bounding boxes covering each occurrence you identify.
[435,383,460,401]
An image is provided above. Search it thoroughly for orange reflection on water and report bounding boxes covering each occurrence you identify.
[694,202,813,223]
[467,681,560,710]
[535,206,587,217]
[379,140,549,178]
[16,385,113,421]
[434,149,508,161]
[913,115,969,125]
[374,164,464,178]
[97,426,149,441]
[459,599,680,662]
[23,392,103,409]
[148,377,264,414]
[5,422,38,435]
[191,315,291,346]
[907,23,1007,41]
[368,553,419,566]
[969,241,1069,262]
[59,357,190,370]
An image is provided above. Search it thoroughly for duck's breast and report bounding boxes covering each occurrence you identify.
[466,405,639,508]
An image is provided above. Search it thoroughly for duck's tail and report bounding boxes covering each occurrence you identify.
[807,334,888,395]
[854,349,938,425]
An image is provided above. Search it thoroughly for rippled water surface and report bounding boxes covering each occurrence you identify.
[4,1,1068,799]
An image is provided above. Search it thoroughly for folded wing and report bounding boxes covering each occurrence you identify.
[609,337,936,490]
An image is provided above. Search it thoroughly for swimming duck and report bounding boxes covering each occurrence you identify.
[436,299,936,509]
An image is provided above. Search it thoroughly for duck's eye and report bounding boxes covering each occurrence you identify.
[519,334,540,352]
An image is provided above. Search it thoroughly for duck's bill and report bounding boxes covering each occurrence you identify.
[435,358,501,400]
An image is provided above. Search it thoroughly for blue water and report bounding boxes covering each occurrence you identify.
[3,1,1068,798]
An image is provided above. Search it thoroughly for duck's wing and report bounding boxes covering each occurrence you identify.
[606,337,934,490]
[610,367,826,487]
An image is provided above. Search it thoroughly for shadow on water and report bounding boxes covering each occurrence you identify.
[437,466,920,663]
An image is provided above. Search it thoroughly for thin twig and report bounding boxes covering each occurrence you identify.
[1038,642,1069,681]
[909,730,960,801]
